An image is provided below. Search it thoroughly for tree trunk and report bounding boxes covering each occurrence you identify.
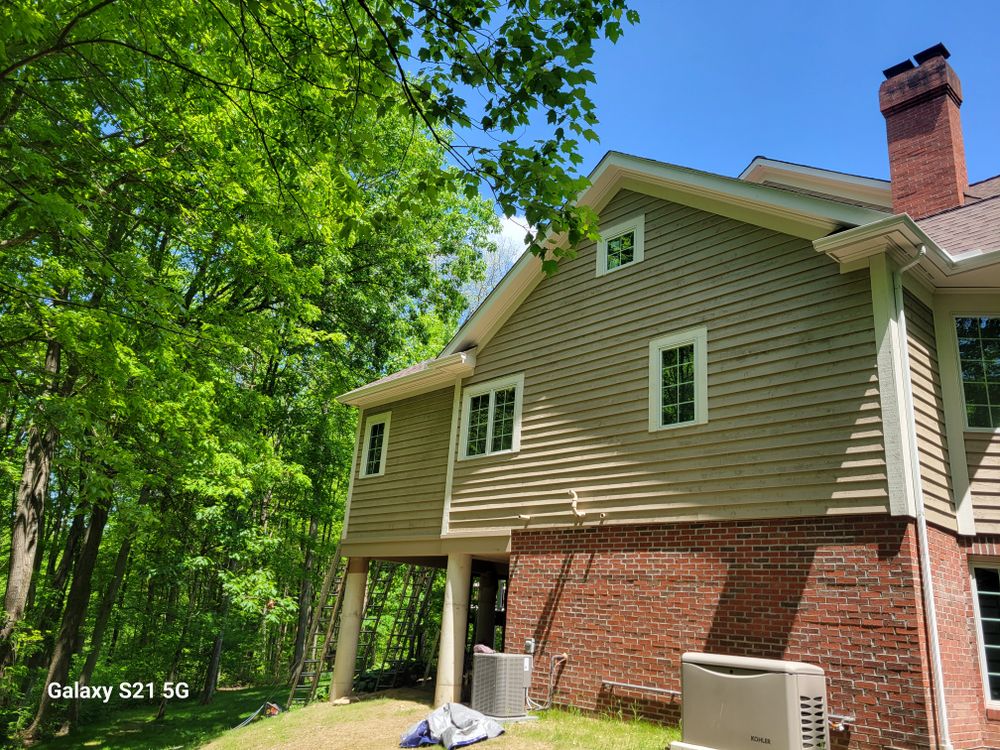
[34,511,84,640]
[1,339,65,670]
[63,535,131,732]
[200,567,232,705]
[200,627,225,705]
[24,501,109,739]
[291,516,319,670]
[155,611,192,721]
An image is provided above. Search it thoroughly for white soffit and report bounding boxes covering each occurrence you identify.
[336,349,477,407]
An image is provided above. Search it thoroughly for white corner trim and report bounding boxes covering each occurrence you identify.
[868,254,917,517]
[457,373,525,460]
[441,380,462,536]
[933,302,976,535]
[596,214,645,277]
[647,327,708,432]
[341,411,364,540]
[359,411,391,478]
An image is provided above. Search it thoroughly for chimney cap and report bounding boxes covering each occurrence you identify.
[883,59,916,80]
[914,42,950,65]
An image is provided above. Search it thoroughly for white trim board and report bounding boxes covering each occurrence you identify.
[647,327,708,433]
[359,411,391,478]
[457,373,525,461]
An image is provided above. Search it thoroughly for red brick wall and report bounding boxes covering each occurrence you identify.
[507,516,937,750]
[927,526,1000,749]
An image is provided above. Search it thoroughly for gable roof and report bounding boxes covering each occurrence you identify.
[338,151,998,407]
[440,151,888,357]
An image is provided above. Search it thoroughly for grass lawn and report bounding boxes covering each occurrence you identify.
[203,689,679,750]
[31,686,279,750]
[33,687,679,749]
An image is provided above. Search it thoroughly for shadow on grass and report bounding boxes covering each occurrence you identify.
[33,686,279,750]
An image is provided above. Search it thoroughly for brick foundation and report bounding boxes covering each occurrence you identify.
[506,516,939,750]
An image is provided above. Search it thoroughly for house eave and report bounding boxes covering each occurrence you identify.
[739,157,893,210]
[814,214,1000,288]
[336,350,476,408]
[585,153,887,240]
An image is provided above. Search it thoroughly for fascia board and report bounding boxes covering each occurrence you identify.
[336,350,476,407]
[739,158,892,209]
[814,214,1000,284]
[585,155,887,239]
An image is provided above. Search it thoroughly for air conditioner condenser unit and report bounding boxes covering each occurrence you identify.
[471,653,533,718]
[671,652,829,750]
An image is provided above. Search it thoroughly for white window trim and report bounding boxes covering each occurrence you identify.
[648,327,708,432]
[952,314,1000,434]
[359,412,391,478]
[596,214,645,277]
[969,562,1000,708]
[458,373,525,460]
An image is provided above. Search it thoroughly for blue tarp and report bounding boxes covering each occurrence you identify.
[400,703,504,749]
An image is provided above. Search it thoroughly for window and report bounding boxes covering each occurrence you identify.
[460,374,524,459]
[360,412,390,477]
[972,565,1000,703]
[648,328,708,432]
[955,316,1000,429]
[596,214,645,276]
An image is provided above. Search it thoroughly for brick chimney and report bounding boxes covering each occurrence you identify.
[879,43,968,219]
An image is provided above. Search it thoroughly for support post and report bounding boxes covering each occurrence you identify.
[329,557,369,701]
[473,570,498,649]
[434,553,472,706]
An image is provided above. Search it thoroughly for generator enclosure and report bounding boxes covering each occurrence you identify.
[470,653,532,718]
[671,652,829,750]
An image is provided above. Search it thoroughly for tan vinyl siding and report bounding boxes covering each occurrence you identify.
[903,291,955,530]
[448,189,887,532]
[345,387,452,542]
[969,433,1000,533]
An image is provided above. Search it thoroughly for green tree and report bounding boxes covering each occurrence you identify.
[0,0,636,739]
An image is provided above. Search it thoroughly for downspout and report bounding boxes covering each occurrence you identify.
[892,246,953,750]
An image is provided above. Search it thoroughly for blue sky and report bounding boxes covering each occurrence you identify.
[559,0,1000,184]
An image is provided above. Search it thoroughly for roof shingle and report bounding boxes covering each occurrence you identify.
[918,195,1000,254]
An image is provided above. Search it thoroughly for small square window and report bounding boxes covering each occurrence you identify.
[649,329,707,431]
[606,231,635,270]
[360,413,391,477]
[597,215,645,276]
[955,316,1000,430]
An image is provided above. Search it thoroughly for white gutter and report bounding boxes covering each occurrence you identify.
[893,245,953,750]
[336,349,476,407]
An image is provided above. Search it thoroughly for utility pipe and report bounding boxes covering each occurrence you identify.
[893,247,952,750]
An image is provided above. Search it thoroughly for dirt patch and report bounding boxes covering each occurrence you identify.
[201,689,555,750]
